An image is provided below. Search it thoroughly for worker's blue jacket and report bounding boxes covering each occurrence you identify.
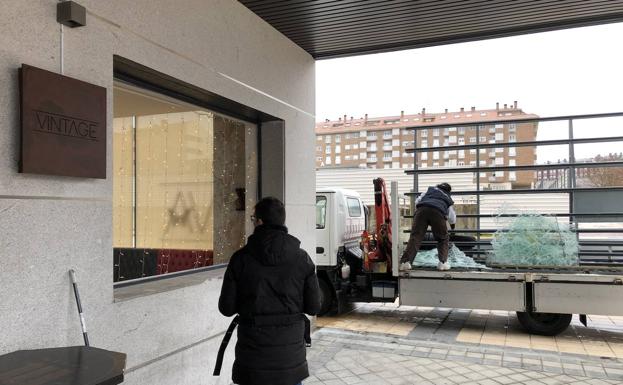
[416,186,455,221]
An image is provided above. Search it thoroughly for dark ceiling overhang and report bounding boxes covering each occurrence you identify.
[239,0,623,59]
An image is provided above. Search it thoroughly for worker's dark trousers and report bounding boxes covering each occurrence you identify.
[400,206,449,264]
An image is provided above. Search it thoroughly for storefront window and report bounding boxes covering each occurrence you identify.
[113,83,257,282]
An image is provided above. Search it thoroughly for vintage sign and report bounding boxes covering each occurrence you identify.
[19,64,106,178]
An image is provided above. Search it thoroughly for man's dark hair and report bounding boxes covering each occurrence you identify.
[437,182,452,193]
[254,197,286,225]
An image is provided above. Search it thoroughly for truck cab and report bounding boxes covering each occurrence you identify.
[315,188,366,267]
[315,187,397,314]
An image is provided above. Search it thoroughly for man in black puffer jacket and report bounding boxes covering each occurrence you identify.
[218,197,320,385]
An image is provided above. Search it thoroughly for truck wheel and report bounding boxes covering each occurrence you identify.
[318,279,333,316]
[516,311,572,336]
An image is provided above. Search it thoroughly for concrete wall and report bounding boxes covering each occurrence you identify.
[0,1,315,384]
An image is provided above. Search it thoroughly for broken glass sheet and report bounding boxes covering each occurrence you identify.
[413,244,488,269]
[487,214,579,267]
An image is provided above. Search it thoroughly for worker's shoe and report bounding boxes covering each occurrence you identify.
[399,261,412,271]
[437,261,451,271]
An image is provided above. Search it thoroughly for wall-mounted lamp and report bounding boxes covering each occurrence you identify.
[57,1,86,28]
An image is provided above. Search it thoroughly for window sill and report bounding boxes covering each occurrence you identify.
[113,264,226,302]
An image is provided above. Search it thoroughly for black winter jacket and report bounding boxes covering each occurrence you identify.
[416,186,454,217]
[218,224,321,385]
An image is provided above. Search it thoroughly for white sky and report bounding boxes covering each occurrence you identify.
[316,22,623,163]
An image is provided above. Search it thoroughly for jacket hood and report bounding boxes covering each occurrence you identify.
[247,224,301,266]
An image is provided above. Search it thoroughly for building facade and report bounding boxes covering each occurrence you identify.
[316,103,539,189]
[0,2,315,385]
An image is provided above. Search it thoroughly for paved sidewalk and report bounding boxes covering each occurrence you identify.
[306,303,623,384]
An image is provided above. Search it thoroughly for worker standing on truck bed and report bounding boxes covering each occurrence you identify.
[399,183,456,271]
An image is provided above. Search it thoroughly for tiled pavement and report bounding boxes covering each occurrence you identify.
[305,303,623,384]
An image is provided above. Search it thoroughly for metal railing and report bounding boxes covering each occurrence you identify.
[403,111,623,266]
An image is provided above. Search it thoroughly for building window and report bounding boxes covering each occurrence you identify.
[352,132,360,138]
[469,137,477,143]
[325,157,331,165]
[509,147,516,156]
[433,151,439,160]
[353,144,359,150]
[325,146,331,154]
[317,135,323,141]
[421,152,428,160]
[469,149,476,154]
[433,129,440,136]
[421,129,427,137]
[325,136,331,144]
[335,156,341,164]
[421,140,428,147]
[383,152,392,160]
[335,135,341,143]
[495,132,504,141]
[495,157,504,165]
[344,144,350,150]
[433,139,440,147]
[345,155,351,160]
[480,136,486,142]
[509,159,516,166]
[496,147,504,153]
[383,130,392,138]
[509,171,517,181]
[458,137,465,145]
[449,136,457,144]
[113,83,256,282]
[458,127,466,134]
[353,154,359,160]
[433,162,439,167]
[509,123,517,132]
[458,150,465,158]
[509,134,516,142]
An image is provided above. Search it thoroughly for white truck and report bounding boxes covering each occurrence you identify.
[316,182,623,335]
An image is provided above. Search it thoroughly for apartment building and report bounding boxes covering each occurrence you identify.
[316,102,539,189]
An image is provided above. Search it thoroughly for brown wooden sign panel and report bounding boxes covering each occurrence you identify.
[19,64,106,178]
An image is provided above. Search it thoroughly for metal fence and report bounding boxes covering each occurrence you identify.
[403,111,623,266]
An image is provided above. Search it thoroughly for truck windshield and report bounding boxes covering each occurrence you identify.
[316,196,327,229]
